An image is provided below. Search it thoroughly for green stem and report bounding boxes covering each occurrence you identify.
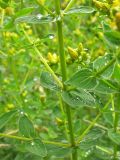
[22,27,63,89]
[64,0,76,12]
[36,0,54,16]
[55,1,77,159]
[0,133,69,147]
[111,94,118,160]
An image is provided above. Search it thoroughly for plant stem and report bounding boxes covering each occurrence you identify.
[111,94,118,160]
[0,133,69,147]
[64,0,76,12]
[54,1,77,159]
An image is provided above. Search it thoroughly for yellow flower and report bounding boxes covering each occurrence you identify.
[112,0,120,7]
[27,29,33,35]
[47,52,59,64]
[8,47,15,55]
[7,104,15,109]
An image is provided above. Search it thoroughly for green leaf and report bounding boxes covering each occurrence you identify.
[94,79,119,94]
[40,71,59,91]
[15,14,54,24]
[46,144,72,158]
[62,89,95,107]
[15,7,35,18]
[64,6,95,15]
[0,110,17,129]
[65,69,97,89]
[19,114,35,138]
[79,128,105,150]
[93,54,115,78]
[102,22,120,46]
[108,129,120,145]
[25,139,47,157]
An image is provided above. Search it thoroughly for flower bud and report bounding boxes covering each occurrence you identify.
[68,46,78,60]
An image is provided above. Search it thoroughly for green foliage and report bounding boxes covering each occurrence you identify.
[0,0,120,159]
[19,114,35,138]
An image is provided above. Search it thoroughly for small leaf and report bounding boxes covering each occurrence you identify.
[102,22,120,46]
[94,79,119,94]
[0,110,17,129]
[15,7,35,18]
[25,139,47,157]
[79,128,105,150]
[40,71,59,91]
[64,6,95,15]
[65,69,97,89]
[15,14,54,24]
[62,89,95,107]
[46,144,72,158]
[93,54,115,78]
[108,129,120,145]
[19,115,35,138]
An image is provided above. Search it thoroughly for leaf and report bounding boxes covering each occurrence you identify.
[25,139,47,157]
[65,69,98,89]
[79,128,105,150]
[46,144,72,158]
[15,7,35,18]
[19,115,35,138]
[94,79,119,94]
[40,71,59,91]
[64,6,95,15]
[93,54,115,78]
[102,22,120,46]
[0,110,17,129]
[15,14,54,24]
[62,89,95,107]
[108,129,120,145]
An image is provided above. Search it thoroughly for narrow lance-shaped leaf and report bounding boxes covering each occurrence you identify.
[19,114,35,138]
[15,14,54,24]
[0,110,17,129]
[25,139,47,157]
[64,6,95,15]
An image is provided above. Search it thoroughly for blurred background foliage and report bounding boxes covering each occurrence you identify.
[0,0,120,159]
